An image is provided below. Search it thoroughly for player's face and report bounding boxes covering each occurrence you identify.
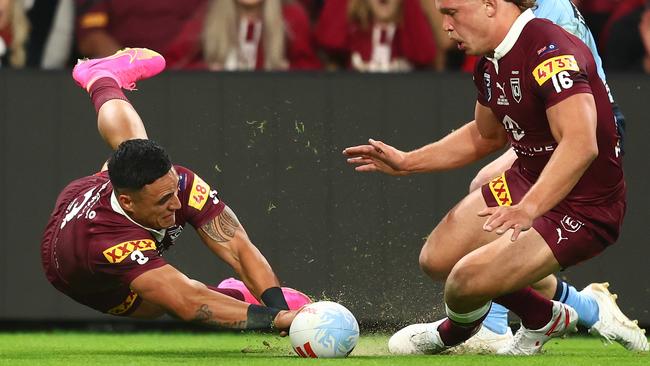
[368,0,402,22]
[0,0,11,31]
[436,0,494,55]
[129,169,182,230]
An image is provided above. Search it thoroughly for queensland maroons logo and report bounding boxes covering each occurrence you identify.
[510,78,522,103]
[560,215,584,233]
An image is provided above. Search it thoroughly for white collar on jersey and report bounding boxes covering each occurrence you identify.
[111,191,167,242]
[487,8,535,71]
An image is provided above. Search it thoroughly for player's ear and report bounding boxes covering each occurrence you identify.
[484,0,496,17]
[118,193,136,211]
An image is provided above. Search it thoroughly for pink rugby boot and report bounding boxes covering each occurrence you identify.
[217,277,312,310]
[72,48,166,91]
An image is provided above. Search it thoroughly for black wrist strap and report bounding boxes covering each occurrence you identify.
[261,287,290,310]
[246,304,281,330]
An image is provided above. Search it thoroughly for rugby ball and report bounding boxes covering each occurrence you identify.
[289,301,359,358]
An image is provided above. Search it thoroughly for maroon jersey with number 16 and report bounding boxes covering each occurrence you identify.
[474,10,625,268]
[473,10,624,206]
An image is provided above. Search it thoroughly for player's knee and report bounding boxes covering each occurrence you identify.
[445,262,493,302]
[419,247,451,281]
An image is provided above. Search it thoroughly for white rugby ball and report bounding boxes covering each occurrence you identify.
[289,301,359,358]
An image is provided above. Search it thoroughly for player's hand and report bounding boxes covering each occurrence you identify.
[342,139,409,176]
[478,204,534,241]
[273,310,298,336]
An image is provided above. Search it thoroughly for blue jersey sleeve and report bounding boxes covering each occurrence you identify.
[534,0,609,86]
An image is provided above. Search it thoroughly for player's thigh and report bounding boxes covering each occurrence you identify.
[419,188,501,277]
[129,299,167,319]
[449,228,561,299]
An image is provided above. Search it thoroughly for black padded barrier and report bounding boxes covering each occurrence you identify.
[0,71,648,327]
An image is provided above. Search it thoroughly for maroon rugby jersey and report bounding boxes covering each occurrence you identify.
[473,10,624,205]
[41,165,224,312]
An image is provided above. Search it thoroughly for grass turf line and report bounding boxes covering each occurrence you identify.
[0,332,647,365]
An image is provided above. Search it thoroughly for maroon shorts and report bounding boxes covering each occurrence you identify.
[481,165,626,269]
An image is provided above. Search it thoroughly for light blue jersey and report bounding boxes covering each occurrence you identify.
[534,0,613,101]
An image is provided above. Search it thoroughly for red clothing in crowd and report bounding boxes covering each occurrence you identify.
[165,1,321,70]
[579,0,625,13]
[0,28,11,45]
[599,0,645,50]
[315,0,436,70]
[76,0,205,65]
[282,2,323,70]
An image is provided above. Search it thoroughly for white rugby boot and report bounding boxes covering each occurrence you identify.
[497,301,578,355]
[388,319,449,355]
[581,282,649,352]
[456,325,514,354]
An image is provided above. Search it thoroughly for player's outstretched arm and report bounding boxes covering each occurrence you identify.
[343,139,410,175]
[197,205,283,305]
[343,103,507,175]
[130,264,296,330]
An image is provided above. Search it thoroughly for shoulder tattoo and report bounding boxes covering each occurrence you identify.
[200,205,240,243]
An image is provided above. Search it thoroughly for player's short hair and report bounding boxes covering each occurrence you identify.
[108,139,172,192]
[504,0,536,10]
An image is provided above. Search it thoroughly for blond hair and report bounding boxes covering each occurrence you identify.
[505,0,536,10]
[7,0,30,68]
[203,0,287,70]
[347,0,403,30]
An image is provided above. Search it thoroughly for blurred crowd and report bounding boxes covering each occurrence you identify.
[1,0,649,73]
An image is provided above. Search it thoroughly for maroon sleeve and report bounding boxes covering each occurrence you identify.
[473,57,490,107]
[91,232,168,285]
[174,165,226,229]
[283,3,322,70]
[528,33,594,109]
[76,0,110,41]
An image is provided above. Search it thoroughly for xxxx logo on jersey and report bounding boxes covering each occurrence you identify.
[489,173,512,206]
[103,239,157,264]
[107,290,139,315]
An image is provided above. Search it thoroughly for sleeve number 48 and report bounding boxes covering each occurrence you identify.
[551,71,573,93]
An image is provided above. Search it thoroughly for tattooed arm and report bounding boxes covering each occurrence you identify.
[197,204,281,302]
[130,264,247,327]
[130,264,297,330]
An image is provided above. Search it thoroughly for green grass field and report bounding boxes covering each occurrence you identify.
[0,332,647,365]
